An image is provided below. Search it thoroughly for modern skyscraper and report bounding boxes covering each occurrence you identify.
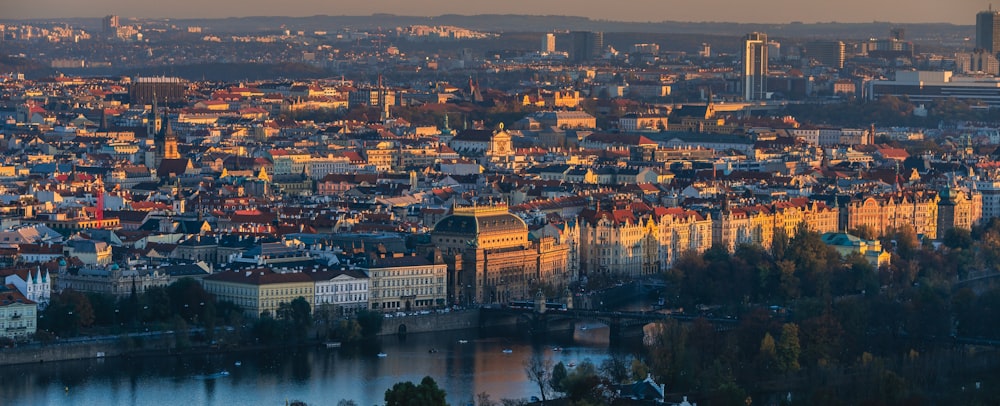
[102,15,119,35]
[806,40,846,69]
[977,9,1000,54]
[569,31,603,62]
[742,32,768,101]
[541,33,556,53]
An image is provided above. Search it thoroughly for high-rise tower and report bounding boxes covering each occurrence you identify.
[541,33,556,53]
[977,8,1000,54]
[742,32,768,101]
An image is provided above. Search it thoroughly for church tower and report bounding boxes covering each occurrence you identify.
[155,108,180,167]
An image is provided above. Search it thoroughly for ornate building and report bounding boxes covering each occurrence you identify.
[431,204,570,305]
[845,191,939,239]
[579,202,712,278]
[937,187,983,235]
[713,198,839,252]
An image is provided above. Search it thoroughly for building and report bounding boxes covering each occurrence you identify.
[362,253,447,312]
[431,204,571,305]
[56,264,171,297]
[569,31,603,62]
[820,232,891,269]
[579,204,712,277]
[129,77,186,105]
[742,33,769,101]
[866,71,1000,108]
[713,198,839,252]
[348,88,395,108]
[308,268,369,316]
[541,33,556,53]
[0,285,36,340]
[2,268,50,307]
[956,50,1000,75]
[937,187,983,234]
[201,267,315,318]
[844,191,939,239]
[977,9,1000,54]
[806,40,845,69]
[102,15,120,35]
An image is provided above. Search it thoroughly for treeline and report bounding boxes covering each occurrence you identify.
[785,96,1000,128]
[35,277,314,348]
[636,222,1000,404]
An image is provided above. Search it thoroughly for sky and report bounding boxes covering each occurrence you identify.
[1,0,988,24]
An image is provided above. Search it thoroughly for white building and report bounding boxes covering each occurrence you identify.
[308,268,369,316]
[0,285,36,340]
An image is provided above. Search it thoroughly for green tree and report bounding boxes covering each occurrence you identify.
[384,376,449,406]
[776,323,801,373]
[550,361,568,394]
[356,309,383,338]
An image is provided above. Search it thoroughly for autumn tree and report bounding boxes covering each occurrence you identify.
[776,323,801,373]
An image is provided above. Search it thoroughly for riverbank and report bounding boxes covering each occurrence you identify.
[0,309,486,366]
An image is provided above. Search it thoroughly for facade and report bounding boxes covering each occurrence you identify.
[806,40,845,69]
[821,232,891,269]
[0,285,36,340]
[977,9,1000,54]
[362,254,446,312]
[844,191,940,239]
[743,32,769,101]
[201,268,315,318]
[541,33,556,53]
[56,264,170,297]
[866,71,1000,108]
[937,187,983,234]
[956,50,1000,75]
[431,204,571,305]
[309,269,369,316]
[569,31,603,62]
[579,203,712,277]
[129,77,186,105]
[2,268,50,307]
[713,198,839,252]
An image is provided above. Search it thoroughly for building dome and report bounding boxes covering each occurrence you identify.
[432,205,527,236]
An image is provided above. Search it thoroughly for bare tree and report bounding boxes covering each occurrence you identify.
[523,355,553,403]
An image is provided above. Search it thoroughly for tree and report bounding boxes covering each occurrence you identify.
[384,376,449,406]
[356,309,383,338]
[599,353,632,384]
[776,323,801,373]
[336,400,358,406]
[758,332,777,372]
[550,362,568,394]
[524,355,552,403]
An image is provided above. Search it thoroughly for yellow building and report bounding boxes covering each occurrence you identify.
[202,268,315,318]
[431,204,571,305]
[821,232,891,269]
[579,203,713,277]
[713,198,839,252]
[846,191,939,239]
[937,187,983,234]
[0,285,36,340]
[362,253,448,312]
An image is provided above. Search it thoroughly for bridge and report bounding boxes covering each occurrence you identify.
[480,307,739,340]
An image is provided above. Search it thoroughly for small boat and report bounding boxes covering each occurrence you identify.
[234,361,242,367]
[428,348,438,353]
[502,348,513,354]
[552,346,562,352]
[325,341,342,349]
[377,353,388,358]
[458,339,469,344]
[580,326,588,331]
[194,370,230,380]
[568,362,576,368]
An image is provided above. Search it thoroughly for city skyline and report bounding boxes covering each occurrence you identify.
[1,0,986,25]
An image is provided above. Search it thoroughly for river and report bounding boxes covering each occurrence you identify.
[0,321,629,406]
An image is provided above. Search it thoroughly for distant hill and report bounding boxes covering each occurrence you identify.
[3,14,972,42]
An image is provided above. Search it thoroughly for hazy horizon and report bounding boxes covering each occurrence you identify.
[1,0,988,25]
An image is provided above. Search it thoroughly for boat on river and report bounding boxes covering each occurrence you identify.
[501,349,513,354]
[376,353,388,358]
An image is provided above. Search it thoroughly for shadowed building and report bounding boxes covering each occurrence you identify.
[431,204,570,305]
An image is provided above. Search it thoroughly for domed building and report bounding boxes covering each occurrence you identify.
[432,204,570,305]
